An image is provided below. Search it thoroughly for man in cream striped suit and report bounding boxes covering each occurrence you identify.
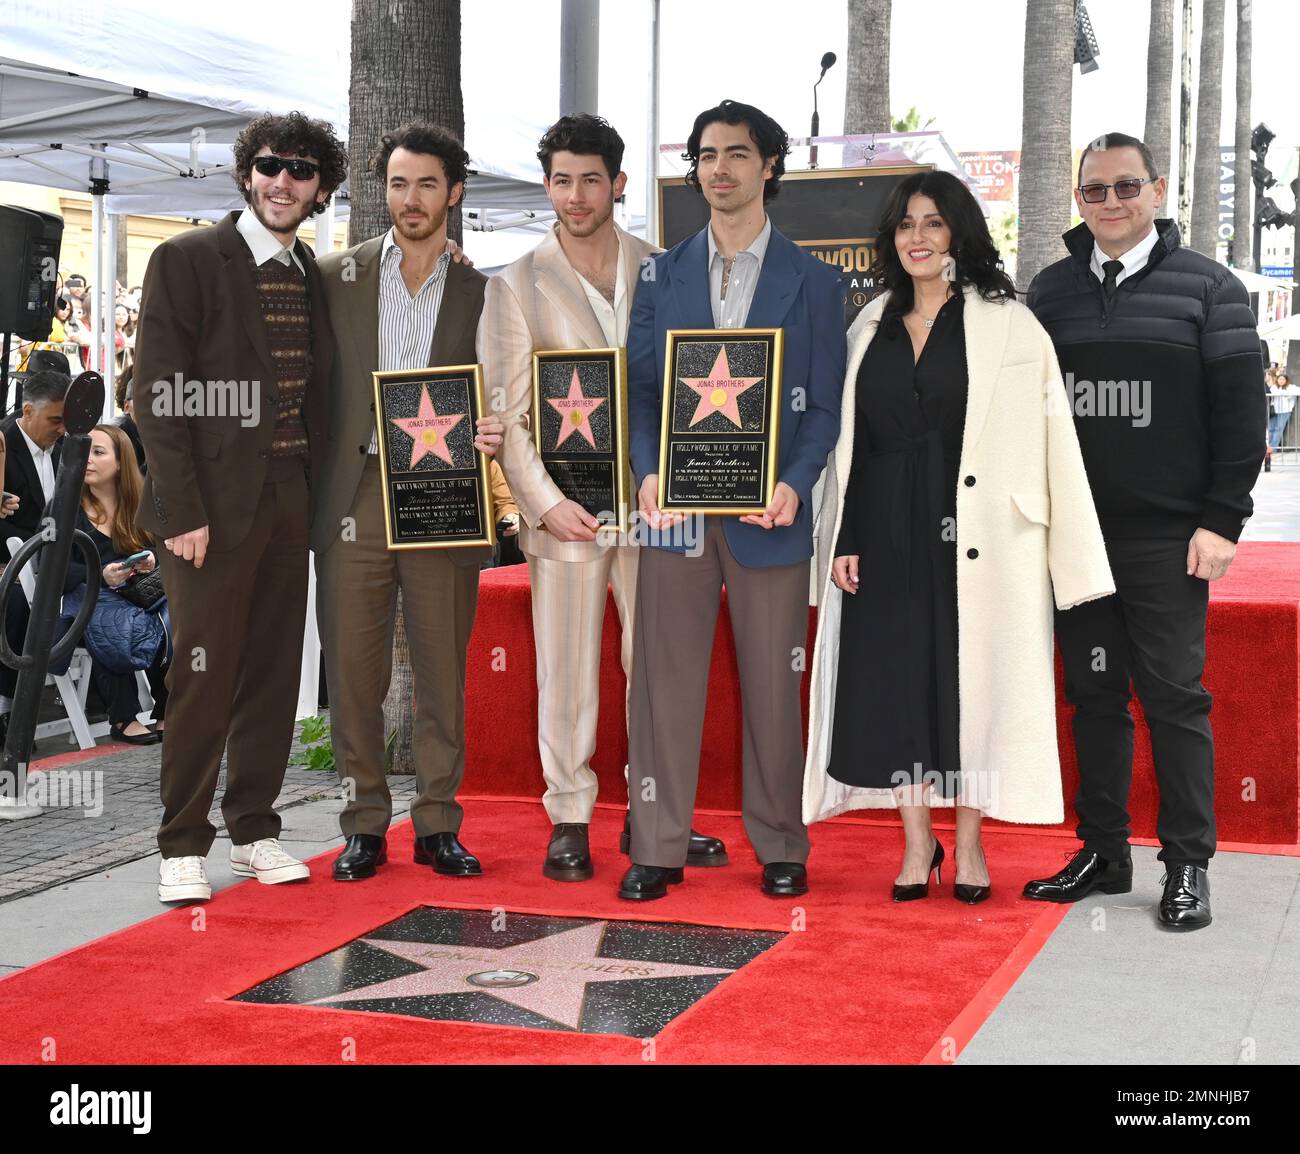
[478,114,726,881]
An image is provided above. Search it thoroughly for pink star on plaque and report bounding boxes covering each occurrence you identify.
[309,921,734,1031]
[548,367,605,449]
[680,346,762,428]
[390,385,465,468]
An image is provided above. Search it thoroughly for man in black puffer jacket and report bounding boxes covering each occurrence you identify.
[1023,131,1265,932]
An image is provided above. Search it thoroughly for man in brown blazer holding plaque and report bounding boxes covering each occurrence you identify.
[478,115,726,881]
[313,122,502,883]
[134,112,347,903]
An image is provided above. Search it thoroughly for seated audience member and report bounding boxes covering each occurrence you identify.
[66,425,169,744]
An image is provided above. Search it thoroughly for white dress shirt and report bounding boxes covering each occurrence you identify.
[18,423,56,504]
[1090,224,1159,287]
[708,216,772,329]
[372,228,451,452]
[236,207,305,274]
[573,238,628,347]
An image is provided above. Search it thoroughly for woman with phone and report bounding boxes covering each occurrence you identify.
[75,424,170,744]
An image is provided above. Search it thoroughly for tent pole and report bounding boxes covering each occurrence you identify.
[104,211,118,418]
[90,191,104,375]
[645,0,661,245]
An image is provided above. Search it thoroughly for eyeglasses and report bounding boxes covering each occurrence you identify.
[252,155,321,181]
[1078,178,1155,203]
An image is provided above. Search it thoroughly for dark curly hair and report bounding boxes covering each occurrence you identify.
[370,120,470,191]
[870,170,1016,314]
[233,111,348,216]
[537,114,625,180]
[683,100,790,203]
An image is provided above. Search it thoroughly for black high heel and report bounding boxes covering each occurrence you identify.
[892,838,944,902]
[954,846,991,904]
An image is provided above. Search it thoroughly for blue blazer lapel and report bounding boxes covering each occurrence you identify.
[747,228,802,329]
[669,229,714,329]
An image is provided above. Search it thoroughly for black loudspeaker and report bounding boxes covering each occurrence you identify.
[0,205,64,341]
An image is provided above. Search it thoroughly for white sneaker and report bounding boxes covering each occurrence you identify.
[230,838,310,885]
[159,856,211,903]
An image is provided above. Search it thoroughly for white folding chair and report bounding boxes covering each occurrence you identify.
[6,534,109,749]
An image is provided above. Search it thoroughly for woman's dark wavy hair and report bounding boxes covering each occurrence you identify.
[683,100,790,203]
[233,111,348,216]
[370,120,470,191]
[870,170,1016,313]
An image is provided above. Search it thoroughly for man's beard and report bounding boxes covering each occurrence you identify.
[249,186,316,233]
[557,201,612,239]
[394,205,449,242]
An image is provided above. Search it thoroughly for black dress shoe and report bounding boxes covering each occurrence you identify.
[762,862,808,896]
[544,823,593,882]
[333,834,387,881]
[620,814,729,867]
[1158,865,1212,931]
[109,722,161,746]
[1023,848,1132,902]
[413,833,482,876]
[618,863,684,901]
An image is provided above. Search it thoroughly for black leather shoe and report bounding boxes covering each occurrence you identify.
[333,834,387,881]
[1158,865,1212,931]
[618,864,684,901]
[1023,848,1132,902]
[544,823,593,882]
[620,814,729,867]
[413,833,482,876]
[762,862,808,896]
[110,722,161,746]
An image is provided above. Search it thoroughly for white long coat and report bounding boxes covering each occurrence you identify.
[803,287,1116,825]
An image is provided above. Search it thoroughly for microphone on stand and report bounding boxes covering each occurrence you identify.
[810,51,837,170]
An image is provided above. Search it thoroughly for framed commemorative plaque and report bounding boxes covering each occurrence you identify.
[658,328,783,515]
[372,365,495,549]
[532,347,630,532]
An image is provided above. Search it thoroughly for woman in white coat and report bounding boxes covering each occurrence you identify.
[803,171,1115,903]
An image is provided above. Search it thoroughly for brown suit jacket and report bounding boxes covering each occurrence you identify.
[311,235,489,562]
[132,211,333,551]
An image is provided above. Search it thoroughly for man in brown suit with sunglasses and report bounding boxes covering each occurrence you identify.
[134,112,346,903]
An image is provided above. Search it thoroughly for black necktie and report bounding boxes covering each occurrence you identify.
[1101,259,1124,303]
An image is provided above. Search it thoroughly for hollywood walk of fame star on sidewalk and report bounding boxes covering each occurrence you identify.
[310,920,735,1031]
[680,346,763,429]
[548,367,606,449]
[390,384,465,468]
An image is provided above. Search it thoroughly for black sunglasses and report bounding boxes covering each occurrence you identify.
[252,155,321,181]
[1078,178,1155,204]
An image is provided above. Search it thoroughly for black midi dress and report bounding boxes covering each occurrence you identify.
[827,295,968,795]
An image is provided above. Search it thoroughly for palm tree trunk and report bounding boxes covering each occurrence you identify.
[1190,0,1225,256]
[1231,0,1252,268]
[348,0,465,774]
[843,0,891,134]
[1144,0,1175,181]
[1017,0,1075,291]
[349,0,465,246]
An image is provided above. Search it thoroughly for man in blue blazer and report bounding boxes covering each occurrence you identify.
[622,100,846,901]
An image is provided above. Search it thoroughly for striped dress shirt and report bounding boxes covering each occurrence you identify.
[371,229,450,452]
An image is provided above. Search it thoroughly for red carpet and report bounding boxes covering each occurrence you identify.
[465,542,1300,846]
[0,800,1075,1065]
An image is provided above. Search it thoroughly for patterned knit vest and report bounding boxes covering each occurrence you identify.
[251,255,311,458]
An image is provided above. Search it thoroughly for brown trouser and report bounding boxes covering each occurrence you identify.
[156,459,309,858]
[628,518,811,868]
[315,458,481,839]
